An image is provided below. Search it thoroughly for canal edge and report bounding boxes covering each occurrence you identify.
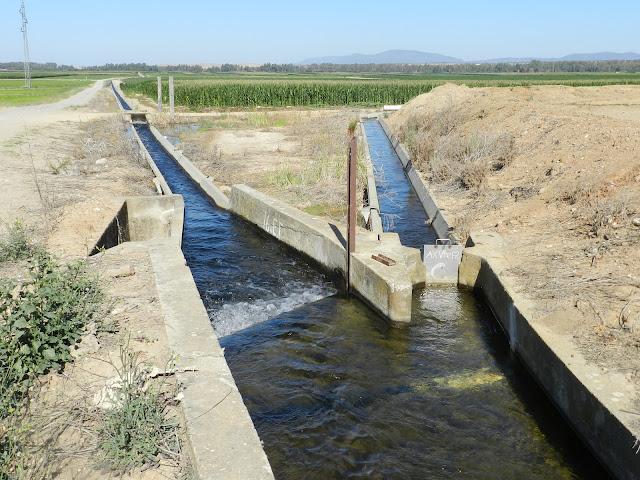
[377,114,640,479]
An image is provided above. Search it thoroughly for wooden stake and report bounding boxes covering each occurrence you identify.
[157,76,162,112]
[169,76,175,115]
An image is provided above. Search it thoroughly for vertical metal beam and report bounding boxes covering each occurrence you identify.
[157,76,162,112]
[19,0,31,89]
[346,135,357,292]
[169,76,175,115]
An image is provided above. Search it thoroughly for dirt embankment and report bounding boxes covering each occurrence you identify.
[388,84,640,380]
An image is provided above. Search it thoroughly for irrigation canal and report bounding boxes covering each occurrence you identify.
[113,86,609,479]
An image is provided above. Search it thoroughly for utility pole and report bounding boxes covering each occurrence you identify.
[19,0,31,89]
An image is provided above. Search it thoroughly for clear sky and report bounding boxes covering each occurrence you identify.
[1,0,638,65]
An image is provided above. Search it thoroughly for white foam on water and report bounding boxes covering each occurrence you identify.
[210,283,335,337]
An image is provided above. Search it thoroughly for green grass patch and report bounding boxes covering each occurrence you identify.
[0,78,93,107]
[303,203,346,218]
[0,221,37,262]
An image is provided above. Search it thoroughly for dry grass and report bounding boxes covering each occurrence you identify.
[263,116,367,221]
[71,116,145,173]
[397,102,514,191]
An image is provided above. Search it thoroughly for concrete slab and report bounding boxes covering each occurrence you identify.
[90,195,184,253]
[148,240,275,480]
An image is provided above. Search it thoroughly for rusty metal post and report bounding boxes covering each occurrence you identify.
[346,135,357,293]
[157,76,162,112]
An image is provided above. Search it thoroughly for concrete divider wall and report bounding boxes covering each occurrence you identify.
[229,184,424,323]
[148,125,231,210]
[358,122,383,233]
[460,232,640,480]
[133,130,173,195]
[110,82,173,196]
[378,117,457,243]
[126,195,184,245]
[230,184,347,274]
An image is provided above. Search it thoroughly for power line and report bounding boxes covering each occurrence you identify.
[19,0,31,89]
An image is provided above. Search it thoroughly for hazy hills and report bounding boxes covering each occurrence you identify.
[300,49,640,65]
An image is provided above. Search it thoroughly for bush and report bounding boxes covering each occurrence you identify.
[0,222,36,263]
[0,252,102,417]
[401,105,514,191]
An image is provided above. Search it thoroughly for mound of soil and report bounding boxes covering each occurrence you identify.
[389,84,640,384]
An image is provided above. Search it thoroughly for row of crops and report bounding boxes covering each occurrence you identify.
[121,76,640,109]
[121,80,438,108]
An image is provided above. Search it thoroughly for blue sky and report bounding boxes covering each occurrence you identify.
[1,0,638,65]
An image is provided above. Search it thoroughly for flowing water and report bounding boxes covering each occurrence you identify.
[120,87,608,478]
[134,124,335,337]
[363,119,437,248]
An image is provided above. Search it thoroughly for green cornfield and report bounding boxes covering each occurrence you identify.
[120,74,640,109]
[122,79,438,108]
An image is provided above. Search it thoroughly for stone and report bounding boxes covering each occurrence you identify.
[107,264,135,278]
[95,158,107,166]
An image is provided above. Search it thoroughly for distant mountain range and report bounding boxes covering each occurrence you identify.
[300,49,640,65]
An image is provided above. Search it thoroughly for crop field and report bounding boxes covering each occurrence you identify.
[0,71,138,107]
[121,72,640,109]
[0,77,95,107]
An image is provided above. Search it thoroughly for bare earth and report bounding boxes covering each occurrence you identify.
[387,84,640,388]
[0,84,189,478]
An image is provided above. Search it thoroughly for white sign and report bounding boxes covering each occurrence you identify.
[423,239,463,284]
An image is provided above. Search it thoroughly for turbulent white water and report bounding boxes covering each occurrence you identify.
[210,283,336,337]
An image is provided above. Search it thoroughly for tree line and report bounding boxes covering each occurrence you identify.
[2,60,640,74]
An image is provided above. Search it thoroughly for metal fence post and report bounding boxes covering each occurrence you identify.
[346,135,357,292]
[169,76,175,115]
[157,76,162,112]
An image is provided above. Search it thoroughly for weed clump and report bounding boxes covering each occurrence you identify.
[398,104,514,191]
[0,222,36,263]
[0,252,102,417]
[97,340,179,472]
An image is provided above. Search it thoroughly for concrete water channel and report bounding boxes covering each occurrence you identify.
[112,86,610,478]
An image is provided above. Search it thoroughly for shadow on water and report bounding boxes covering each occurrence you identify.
[127,100,610,479]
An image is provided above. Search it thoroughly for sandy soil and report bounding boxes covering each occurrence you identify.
[157,109,371,221]
[387,84,640,384]
[0,83,189,478]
